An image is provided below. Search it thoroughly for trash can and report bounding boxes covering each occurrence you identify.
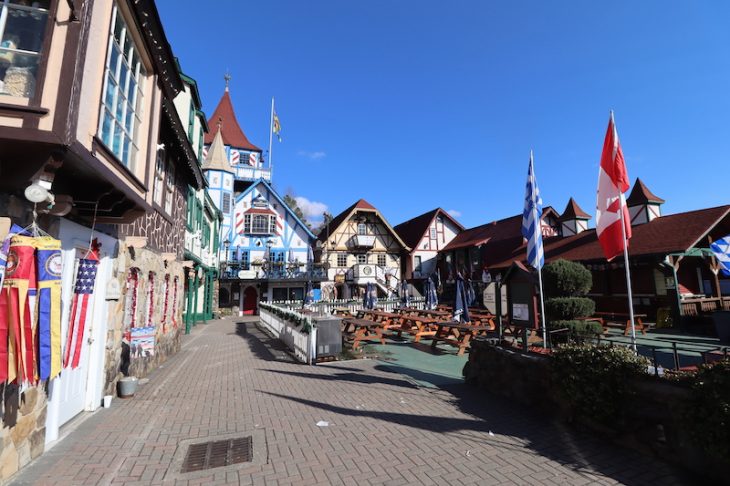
[712,310,730,343]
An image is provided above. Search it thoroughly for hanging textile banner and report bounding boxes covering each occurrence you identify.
[130,326,155,358]
[2,236,37,384]
[0,224,28,382]
[36,237,62,380]
[64,253,99,369]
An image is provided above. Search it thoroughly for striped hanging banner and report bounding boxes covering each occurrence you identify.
[64,253,99,369]
[36,236,62,380]
[710,235,730,276]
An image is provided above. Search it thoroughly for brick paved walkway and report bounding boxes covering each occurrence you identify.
[10,317,690,485]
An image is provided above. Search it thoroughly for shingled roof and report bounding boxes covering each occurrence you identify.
[317,199,408,249]
[442,207,560,252]
[627,178,665,205]
[488,205,730,268]
[204,90,262,152]
[201,129,233,173]
[558,198,591,221]
[393,208,464,251]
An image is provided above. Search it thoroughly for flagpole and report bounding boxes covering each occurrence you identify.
[530,149,548,348]
[268,97,275,179]
[612,111,637,352]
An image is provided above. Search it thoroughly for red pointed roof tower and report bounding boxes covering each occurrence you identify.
[204,84,262,153]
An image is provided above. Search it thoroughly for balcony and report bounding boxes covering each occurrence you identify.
[234,165,271,182]
[350,235,376,248]
[220,260,326,281]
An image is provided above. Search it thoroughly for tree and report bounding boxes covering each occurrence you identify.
[283,193,310,229]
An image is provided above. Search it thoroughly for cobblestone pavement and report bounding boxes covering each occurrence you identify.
[10,317,690,485]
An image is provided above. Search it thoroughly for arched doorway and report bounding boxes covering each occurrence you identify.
[243,286,258,315]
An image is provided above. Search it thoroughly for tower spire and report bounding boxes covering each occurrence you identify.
[224,71,231,92]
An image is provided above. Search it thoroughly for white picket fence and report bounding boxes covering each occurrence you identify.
[259,307,317,364]
[269,297,426,315]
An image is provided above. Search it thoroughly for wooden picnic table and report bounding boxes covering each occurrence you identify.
[427,321,489,356]
[593,312,649,336]
[359,310,404,329]
[396,314,438,342]
[417,309,451,318]
[342,318,386,350]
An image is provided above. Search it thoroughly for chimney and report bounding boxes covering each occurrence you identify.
[558,198,590,236]
[626,178,665,225]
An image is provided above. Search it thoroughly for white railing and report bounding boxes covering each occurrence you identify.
[269,297,426,315]
[374,265,399,291]
[235,166,272,181]
[258,305,316,364]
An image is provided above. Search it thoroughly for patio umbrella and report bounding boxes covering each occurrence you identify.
[363,282,377,309]
[453,273,471,323]
[341,282,351,301]
[466,278,476,306]
[370,282,378,309]
[400,280,411,308]
[424,275,437,310]
[304,280,313,305]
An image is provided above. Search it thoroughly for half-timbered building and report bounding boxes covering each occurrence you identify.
[317,199,409,299]
[394,208,463,282]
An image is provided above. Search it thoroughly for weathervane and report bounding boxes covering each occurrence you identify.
[224,71,231,91]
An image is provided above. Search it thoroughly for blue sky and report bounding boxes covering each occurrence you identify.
[158,1,730,229]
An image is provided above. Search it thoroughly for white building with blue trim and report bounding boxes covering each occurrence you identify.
[202,86,320,314]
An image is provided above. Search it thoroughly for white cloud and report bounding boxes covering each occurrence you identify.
[447,209,462,218]
[297,150,327,160]
[295,196,328,220]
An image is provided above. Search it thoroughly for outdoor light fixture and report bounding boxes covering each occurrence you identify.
[24,182,52,204]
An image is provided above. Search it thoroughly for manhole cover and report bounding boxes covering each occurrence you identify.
[181,436,252,473]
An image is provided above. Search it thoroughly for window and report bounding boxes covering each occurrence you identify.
[377,254,386,267]
[337,253,347,267]
[243,214,251,233]
[202,222,210,248]
[124,268,139,329]
[221,193,231,214]
[240,250,249,270]
[153,149,164,206]
[99,4,146,168]
[146,272,155,327]
[161,274,169,331]
[164,161,175,214]
[251,215,269,234]
[187,102,195,141]
[414,256,422,273]
[357,254,368,265]
[268,215,276,234]
[430,228,437,239]
[357,223,367,235]
[186,188,194,228]
[197,126,204,162]
[0,0,50,98]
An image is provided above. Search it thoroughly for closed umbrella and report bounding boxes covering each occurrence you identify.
[369,282,378,309]
[400,280,411,308]
[466,278,476,306]
[453,273,470,323]
[341,283,351,301]
[304,280,313,305]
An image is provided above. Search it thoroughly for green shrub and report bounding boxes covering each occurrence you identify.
[551,344,649,424]
[543,259,593,297]
[548,319,603,336]
[545,297,595,320]
[684,359,730,459]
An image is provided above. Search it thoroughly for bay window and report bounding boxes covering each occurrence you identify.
[0,0,50,98]
[98,4,146,169]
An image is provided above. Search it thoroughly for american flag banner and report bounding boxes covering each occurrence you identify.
[521,151,544,270]
[63,255,99,369]
[230,149,240,165]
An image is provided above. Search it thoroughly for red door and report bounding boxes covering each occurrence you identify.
[243,286,258,315]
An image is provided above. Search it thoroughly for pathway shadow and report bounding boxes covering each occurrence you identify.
[258,384,692,485]
[260,368,418,389]
[233,321,298,363]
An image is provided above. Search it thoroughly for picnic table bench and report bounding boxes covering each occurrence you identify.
[592,312,648,336]
[342,318,386,350]
[427,321,489,355]
[359,310,404,329]
[395,314,438,342]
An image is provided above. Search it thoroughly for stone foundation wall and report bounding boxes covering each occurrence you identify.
[0,386,46,483]
[103,243,185,396]
[463,340,730,481]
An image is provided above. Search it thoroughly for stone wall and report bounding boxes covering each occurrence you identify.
[103,243,185,396]
[0,386,46,482]
[463,340,730,481]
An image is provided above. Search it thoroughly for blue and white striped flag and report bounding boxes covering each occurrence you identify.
[521,151,544,270]
[710,235,730,277]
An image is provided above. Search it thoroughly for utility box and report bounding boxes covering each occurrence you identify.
[503,261,538,329]
[313,316,342,359]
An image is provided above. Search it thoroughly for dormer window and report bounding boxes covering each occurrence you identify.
[357,223,367,235]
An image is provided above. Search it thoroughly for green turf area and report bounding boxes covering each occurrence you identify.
[360,337,468,388]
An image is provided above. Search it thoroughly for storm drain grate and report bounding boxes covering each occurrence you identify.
[181,436,253,473]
